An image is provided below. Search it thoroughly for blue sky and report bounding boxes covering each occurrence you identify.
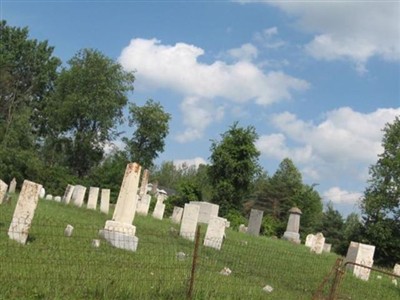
[3,0,400,216]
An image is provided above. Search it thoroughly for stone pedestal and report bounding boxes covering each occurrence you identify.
[99,220,138,252]
[345,241,375,281]
[282,207,302,244]
[100,189,110,214]
[87,187,99,210]
[247,209,263,236]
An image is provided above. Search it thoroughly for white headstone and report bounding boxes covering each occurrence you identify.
[136,194,151,216]
[54,196,61,202]
[393,263,400,276]
[8,180,42,244]
[64,224,74,237]
[310,232,325,254]
[92,239,101,248]
[152,202,165,220]
[323,243,332,253]
[190,201,219,224]
[62,184,75,204]
[8,178,17,194]
[87,187,99,210]
[71,185,86,207]
[171,206,184,224]
[238,224,247,233]
[0,179,8,204]
[45,194,53,201]
[100,189,110,214]
[39,187,45,199]
[345,241,375,281]
[305,234,315,248]
[180,203,200,241]
[139,169,150,197]
[204,217,227,250]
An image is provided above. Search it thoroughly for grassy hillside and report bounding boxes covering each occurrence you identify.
[0,194,398,299]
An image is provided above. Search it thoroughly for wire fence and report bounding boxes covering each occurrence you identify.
[0,219,399,299]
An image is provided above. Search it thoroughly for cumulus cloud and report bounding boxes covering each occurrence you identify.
[265,1,400,72]
[119,38,309,142]
[173,157,208,169]
[323,187,363,205]
[227,43,258,61]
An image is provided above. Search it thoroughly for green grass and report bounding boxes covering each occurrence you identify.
[0,194,399,299]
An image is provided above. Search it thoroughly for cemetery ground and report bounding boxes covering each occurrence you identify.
[0,194,399,299]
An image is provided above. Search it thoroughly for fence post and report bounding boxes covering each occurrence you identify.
[328,258,345,300]
[187,225,201,300]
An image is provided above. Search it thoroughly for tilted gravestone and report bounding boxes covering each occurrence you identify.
[8,180,42,244]
[136,194,151,216]
[139,169,150,197]
[62,184,75,204]
[152,201,165,220]
[71,185,86,207]
[204,216,227,250]
[100,189,110,214]
[171,206,184,224]
[100,163,141,252]
[180,203,200,241]
[345,241,375,281]
[87,187,99,210]
[190,201,219,224]
[0,179,8,204]
[247,209,263,236]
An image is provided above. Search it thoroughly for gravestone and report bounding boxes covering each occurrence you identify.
[152,201,165,220]
[100,163,141,252]
[180,203,200,241]
[238,224,247,233]
[8,180,42,244]
[247,209,263,236]
[87,187,99,210]
[71,185,86,207]
[394,264,400,276]
[345,241,375,281]
[305,234,315,248]
[39,187,45,199]
[136,194,151,216]
[323,243,332,253]
[310,232,325,254]
[54,196,61,202]
[64,224,74,237]
[190,201,219,224]
[45,194,53,201]
[100,189,110,214]
[171,206,184,224]
[282,207,302,244]
[0,179,8,204]
[8,178,17,194]
[139,169,149,197]
[204,216,227,250]
[62,184,75,204]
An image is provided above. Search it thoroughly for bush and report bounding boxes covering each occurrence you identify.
[225,209,247,230]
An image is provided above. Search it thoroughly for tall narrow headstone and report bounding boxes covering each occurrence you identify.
[8,180,42,244]
[190,201,219,224]
[87,187,99,210]
[100,189,110,214]
[71,185,86,207]
[152,202,165,220]
[139,169,150,197]
[8,178,17,194]
[100,163,141,252]
[62,184,75,204]
[247,209,263,236]
[180,203,200,241]
[171,206,184,224]
[310,232,325,254]
[136,194,151,216]
[204,217,227,250]
[345,241,375,281]
[282,207,302,244]
[0,179,8,204]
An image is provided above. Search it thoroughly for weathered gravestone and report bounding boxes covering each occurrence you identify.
[62,184,75,204]
[45,194,53,201]
[136,194,151,216]
[87,187,99,210]
[152,201,165,220]
[323,243,332,253]
[71,185,86,207]
[100,163,141,252]
[8,180,42,244]
[39,187,45,199]
[180,203,200,241]
[345,241,375,281]
[171,206,184,224]
[204,216,227,250]
[100,189,110,214]
[282,207,302,244]
[0,179,8,204]
[238,224,247,233]
[8,178,17,194]
[310,232,325,254]
[247,209,263,236]
[54,196,61,202]
[394,264,400,276]
[64,224,74,237]
[139,169,150,197]
[190,201,219,224]
[305,234,315,248]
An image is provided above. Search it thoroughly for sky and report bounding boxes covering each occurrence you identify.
[2,0,400,217]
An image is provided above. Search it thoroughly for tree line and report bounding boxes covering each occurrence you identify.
[1,21,398,267]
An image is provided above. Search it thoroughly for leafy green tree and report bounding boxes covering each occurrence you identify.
[123,99,171,169]
[45,49,135,177]
[317,202,344,253]
[361,116,400,266]
[208,122,261,215]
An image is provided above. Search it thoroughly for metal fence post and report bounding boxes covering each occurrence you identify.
[187,225,201,300]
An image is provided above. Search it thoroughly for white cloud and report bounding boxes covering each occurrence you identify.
[173,157,208,169]
[323,187,363,205]
[265,1,400,71]
[254,26,286,49]
[227,43,258,61]
[119,38,309,142]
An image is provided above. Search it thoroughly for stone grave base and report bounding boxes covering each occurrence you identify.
[99,220,139,252]
[282,231,301,244]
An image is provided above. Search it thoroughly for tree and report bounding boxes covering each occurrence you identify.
[123,99,171,169]
[361,116,400,266]
[208,122,261,215]
[45,49,135,177]
[317,202,344,254]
